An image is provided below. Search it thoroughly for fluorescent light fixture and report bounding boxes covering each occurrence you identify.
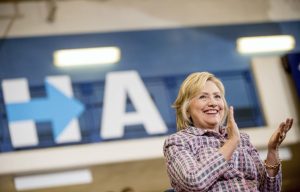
[237,35,295,54]
[54,47,121,67]
[14,169,92,191]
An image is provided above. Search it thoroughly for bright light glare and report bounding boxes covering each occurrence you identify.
[14,169,92,191]
[54,47,121,67]
[237,35,295,54]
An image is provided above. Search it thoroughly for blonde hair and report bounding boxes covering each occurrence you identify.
[172,72,228,130]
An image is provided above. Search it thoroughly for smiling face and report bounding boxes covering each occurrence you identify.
[188,80,225,131]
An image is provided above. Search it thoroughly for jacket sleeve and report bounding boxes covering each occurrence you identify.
[163,134,230,191]
[244,134,282,192]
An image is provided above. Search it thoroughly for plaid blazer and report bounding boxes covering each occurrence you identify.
[163,126,281,192]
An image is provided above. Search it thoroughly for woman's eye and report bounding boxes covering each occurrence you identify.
[215,95,221,99]
[199,95,206,99]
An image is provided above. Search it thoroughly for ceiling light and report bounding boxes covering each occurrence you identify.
[237,35,295,54]
[54,47,121,67]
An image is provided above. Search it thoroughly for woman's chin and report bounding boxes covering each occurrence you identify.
[206,121,221,128]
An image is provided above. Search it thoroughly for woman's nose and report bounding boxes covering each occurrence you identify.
[208,98,217,106]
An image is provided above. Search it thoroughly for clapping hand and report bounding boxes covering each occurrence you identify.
[220,106,241,161]
[268,118,293,151]
[226,106,240,143]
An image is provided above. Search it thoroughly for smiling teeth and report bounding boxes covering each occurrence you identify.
[205,110,218,114]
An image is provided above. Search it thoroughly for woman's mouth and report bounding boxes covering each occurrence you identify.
[204,109,219,114]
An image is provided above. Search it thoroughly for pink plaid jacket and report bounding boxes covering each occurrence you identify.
[163,126,281,192]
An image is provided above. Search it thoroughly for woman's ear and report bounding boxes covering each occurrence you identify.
[187,111,193,124]
[186,110,191,119]
[189,116,193,126]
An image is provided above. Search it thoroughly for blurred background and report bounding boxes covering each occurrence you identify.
[0,0,300,191]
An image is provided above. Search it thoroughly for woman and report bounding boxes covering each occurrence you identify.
[163,72,293,192]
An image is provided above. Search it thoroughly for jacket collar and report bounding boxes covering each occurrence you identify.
[183,125,227,137]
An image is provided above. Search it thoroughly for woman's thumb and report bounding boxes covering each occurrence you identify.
[228,106,234,123]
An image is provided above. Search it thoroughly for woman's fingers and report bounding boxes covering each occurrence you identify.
[227,106,232,121]
[226,106,240,141]
[269,118,293,150]
[228,106,235,124]
[277,122,285,142]
[285,118,293,132]
[278,118,293,144]
[227,106,238,130]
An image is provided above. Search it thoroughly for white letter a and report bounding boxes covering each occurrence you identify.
[101,71,167,139]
